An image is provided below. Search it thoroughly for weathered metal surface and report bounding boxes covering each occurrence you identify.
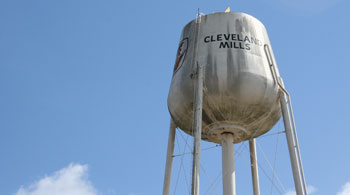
[168,12,281,143]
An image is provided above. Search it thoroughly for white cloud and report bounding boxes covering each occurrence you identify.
[284,185,317,195]
[284,190,296,195]
[338,182,350,195]
[307,185,317,194]
[15,163,98,195]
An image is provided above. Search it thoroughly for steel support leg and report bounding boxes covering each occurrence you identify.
[280,93,305,195]
[249,138,260,195]
[191,62,203,195]
[162,119,176,195]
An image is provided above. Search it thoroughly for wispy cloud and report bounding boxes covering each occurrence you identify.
[338,182,350,195]
[284,185,317,195]
[15,163,98,195]
[261,0,343,14]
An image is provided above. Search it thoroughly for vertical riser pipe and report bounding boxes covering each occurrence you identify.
[221,133,236,195]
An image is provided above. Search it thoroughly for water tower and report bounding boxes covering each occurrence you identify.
[163,10,307,195]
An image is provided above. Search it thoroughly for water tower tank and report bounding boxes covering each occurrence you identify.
[168,12,282,144]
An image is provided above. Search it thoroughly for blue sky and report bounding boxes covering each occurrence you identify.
[1,0,349,195]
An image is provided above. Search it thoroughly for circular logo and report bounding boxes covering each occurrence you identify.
[173,38,188,74]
